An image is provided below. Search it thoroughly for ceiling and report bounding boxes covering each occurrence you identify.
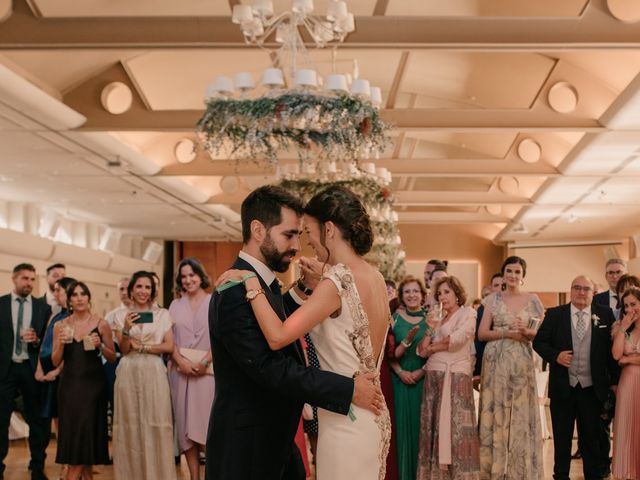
[1,0,640,246]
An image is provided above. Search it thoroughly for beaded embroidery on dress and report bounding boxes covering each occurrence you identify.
[309,263,391,480]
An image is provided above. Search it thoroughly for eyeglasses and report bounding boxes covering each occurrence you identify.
[606,270,624,276]
[571,285,593,293]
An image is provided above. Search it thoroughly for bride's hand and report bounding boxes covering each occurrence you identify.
[214,269,254,288]
[298,256,326,290]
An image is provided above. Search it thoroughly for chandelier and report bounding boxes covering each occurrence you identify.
[196,0,390,167]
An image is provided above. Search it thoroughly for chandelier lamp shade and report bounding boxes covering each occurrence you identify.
[196,0,390,166]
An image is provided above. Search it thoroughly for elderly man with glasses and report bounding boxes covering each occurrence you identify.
[533,276,618,480]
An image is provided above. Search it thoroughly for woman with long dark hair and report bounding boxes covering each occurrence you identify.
[477,256,544,479]
[112,271,176,480]
[216,185,390,480]
[611,286,640,480]
[52,281,116,480]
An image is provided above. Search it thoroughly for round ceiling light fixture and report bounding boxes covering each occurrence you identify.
[607,0,640,22]
[100,82,133,115]
[548,81,578,113]
[175,138,197,164]
[517,138,542,164]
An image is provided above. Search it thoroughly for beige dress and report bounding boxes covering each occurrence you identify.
[112,308,176,480]
[309,264,391,480]
[478,292,544,480]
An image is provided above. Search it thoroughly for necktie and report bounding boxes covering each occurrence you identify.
[270,279,281,296]
[575,311,586,341]
[270,279,284,314]
[613,294,620,310]
[15,297,25,355]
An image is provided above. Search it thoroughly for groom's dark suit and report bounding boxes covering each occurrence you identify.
[533,302,617,480]
[206,256,354,480]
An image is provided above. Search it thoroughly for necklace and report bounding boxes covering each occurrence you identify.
[406,307,426,318]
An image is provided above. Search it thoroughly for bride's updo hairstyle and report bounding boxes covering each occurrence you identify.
[304,185,374,256]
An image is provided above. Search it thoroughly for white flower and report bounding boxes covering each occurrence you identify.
[592,314,600,326]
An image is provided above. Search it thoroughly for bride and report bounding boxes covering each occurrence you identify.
[219,185,391,480]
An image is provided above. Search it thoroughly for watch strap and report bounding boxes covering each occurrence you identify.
[296,278,313,295]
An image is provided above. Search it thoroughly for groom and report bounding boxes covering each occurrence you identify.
[206,185,382,480]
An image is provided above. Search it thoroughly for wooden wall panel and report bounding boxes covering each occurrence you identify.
[176,241,243,294]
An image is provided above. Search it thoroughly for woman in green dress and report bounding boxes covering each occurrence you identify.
[391,275,429,480]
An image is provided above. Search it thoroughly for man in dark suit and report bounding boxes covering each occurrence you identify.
[0,263,51,480]
[40,264,65,318]
[533,275,618,480]
[589,258,626,471]
[206,186,382,480]
[593,258,626,316]
[473,272,503,386]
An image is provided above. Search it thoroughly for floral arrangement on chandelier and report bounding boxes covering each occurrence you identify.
[197,91,390,164]
[278,175,406,282]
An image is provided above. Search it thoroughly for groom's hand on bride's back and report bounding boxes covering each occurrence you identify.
[352,372,384,416]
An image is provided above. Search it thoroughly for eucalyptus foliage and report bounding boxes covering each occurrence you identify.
[197,92,390,163]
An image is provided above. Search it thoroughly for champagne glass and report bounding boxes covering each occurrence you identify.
[429,302,444,341]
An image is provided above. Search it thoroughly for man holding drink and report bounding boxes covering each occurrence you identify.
[0,263,51,480]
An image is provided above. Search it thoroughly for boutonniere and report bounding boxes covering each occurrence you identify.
[592,314,600,326]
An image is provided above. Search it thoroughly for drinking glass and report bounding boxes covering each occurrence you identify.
[62,324,74,344]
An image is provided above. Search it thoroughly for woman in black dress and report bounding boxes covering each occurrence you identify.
[52,281,116,480]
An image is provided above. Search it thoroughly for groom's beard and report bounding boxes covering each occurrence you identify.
[260,235,296,273]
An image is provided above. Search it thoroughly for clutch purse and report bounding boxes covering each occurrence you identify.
[179,347,213,375]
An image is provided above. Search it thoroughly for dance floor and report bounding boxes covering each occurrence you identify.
[2,436,594,480]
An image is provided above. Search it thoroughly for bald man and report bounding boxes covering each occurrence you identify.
[533,276,618,480]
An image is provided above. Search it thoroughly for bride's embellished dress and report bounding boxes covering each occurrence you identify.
[309,264,391,480]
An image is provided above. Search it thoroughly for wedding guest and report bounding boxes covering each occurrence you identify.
[391,276,428,480]
[425,268,448,308]
[41,263,66,317]
[616,274,640,314]
[478,257,544,479]
[0,263,51,480]
[591,259,627,471]
[169,258,214,480]
[105,277,131,329]
[594,258,627,315]
[423,259,447,291]
[416,276,479,479]
[611,287,640,480]
[52,281,116,480]
[472,273,502,386]
[103,277,130,416]
[113,271,176,480]
[533,275,617,480]
[35,276,76,419]
[377,279,399,480]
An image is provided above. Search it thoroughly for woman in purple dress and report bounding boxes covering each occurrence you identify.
[168,258,215,480]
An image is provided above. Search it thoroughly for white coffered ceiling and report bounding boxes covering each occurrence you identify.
[1,0,640,246]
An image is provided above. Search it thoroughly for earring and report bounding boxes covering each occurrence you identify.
[520,280,525,286]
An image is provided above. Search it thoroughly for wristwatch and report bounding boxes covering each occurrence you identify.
[245,288,266,302]
[296,278,313,296]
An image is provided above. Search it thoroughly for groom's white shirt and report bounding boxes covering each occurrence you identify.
[238,250,304,304]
